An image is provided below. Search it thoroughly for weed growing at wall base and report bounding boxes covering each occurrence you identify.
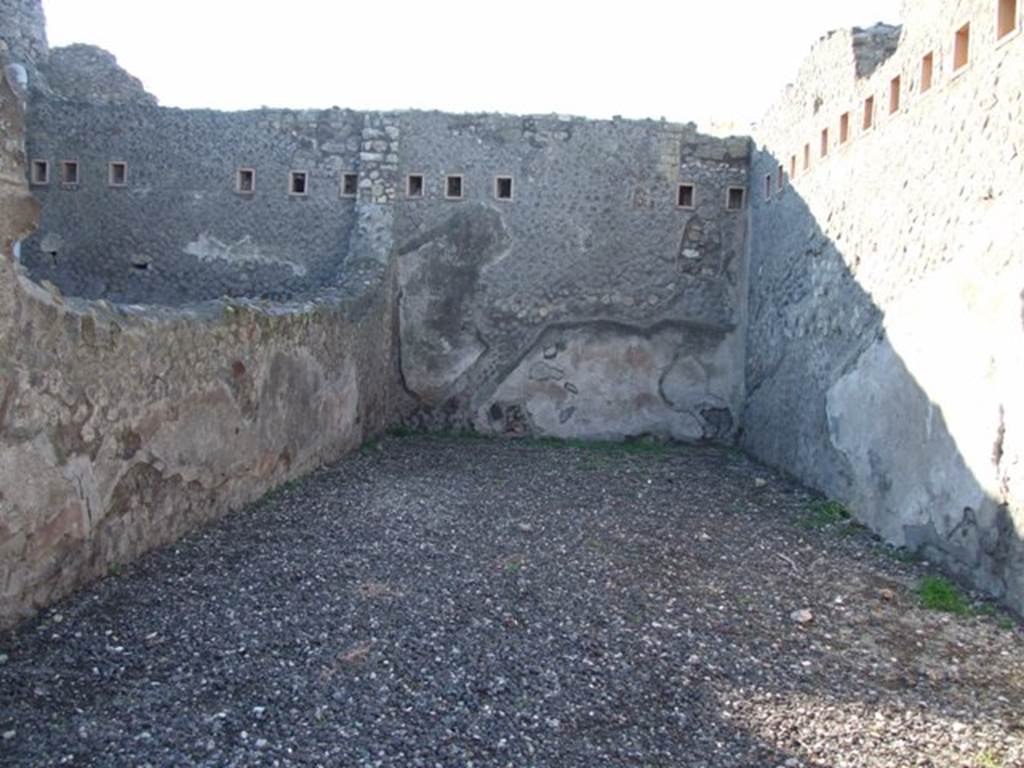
[799,499,850,529]
[918,575,971,615]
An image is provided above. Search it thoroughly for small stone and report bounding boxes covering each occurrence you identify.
[791,608,814,624]
[754,477,768,488]
[256,738,269,749]
[687,654,700,665]
[0,653,8,664]
[2,730,15,741]
[517,523,534,533]
[879,588,895,601]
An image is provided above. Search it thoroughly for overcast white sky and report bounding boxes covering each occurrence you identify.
[42,0,903,127]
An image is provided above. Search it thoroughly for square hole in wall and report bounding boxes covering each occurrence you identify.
[60,160,79,186]
[790,154,797,179]
[920,52,934,93]
[803,143,811,170]
[495,175,514,201]
[777,164,785,192]
[863,96,875,130]
[341,172,359,198]
[445,174,464,200]
[998,0,1018,40]
[726,187,746,211]
[289,170,308,196]
[764,174,772,200]
[236,167,256,194]
[820,127,829,157]
[406,174,424,198]
[30,159,50,185]
[839,112,850,144]
[889,75,901,113]
[108,161,128,187]
[676,183,695,209]
[954,23,971,70]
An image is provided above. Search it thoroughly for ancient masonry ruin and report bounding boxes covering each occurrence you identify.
[0,0,1021,626]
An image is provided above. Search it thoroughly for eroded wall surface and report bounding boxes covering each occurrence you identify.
[22,103,366,304]
[0,60,398,628]
[0,0,48,88]
[746,0,1024,610]
[394,113,751,440]
[19,103,752,440]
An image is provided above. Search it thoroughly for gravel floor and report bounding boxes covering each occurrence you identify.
[1,436,1022,767]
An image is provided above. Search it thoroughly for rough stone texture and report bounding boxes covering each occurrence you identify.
[44,44,157,106]
[3,0,1023,627]
[19,95,751,441]
[0,0,48,91]
[21,102,365,304]
[393,112,750,439]
[851,23,903,77]
[0,61,398,628]
[745,0,1024,612]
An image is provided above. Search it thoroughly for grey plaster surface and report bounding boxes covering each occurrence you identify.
[22,102,364,304]
[744,0,1024,611]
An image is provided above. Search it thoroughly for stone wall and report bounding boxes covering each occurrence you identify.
[21,102,366,304]
[19,93,752,439]
[0,61,399,628]
[393,112,751,440]
[45,44,157,106]
[745,0,1024,611]
[10,0,1021,623]
[0,0,48,90]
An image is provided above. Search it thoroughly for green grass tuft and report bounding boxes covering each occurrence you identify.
[798,499,850,529]
[918,576,971,615]
[974,749,1003,768]
[997,617,1017,631]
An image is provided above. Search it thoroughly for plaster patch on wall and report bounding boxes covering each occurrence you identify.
[477,323,738,442]
[183,233,308,277]
[397,205,510,404]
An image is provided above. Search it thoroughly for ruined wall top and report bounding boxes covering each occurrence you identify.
[851,23,902,77]
[0,0,48,89]
[46,44,157,106]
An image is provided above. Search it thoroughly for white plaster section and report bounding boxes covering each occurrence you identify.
[183,234,308,277]
[478,325,741,442]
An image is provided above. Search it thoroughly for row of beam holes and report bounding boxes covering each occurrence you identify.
[676,183,747,212]
[29,160,124,187]
[245,170,518,202]
[764,0,1020,201]
[272,170,358,198]
[404,173,515,201]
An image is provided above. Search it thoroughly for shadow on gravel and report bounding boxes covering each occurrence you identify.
[744,146,1021,620]
[2,437,1020,767]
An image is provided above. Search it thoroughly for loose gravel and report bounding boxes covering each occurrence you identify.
[1,436,1022,767]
